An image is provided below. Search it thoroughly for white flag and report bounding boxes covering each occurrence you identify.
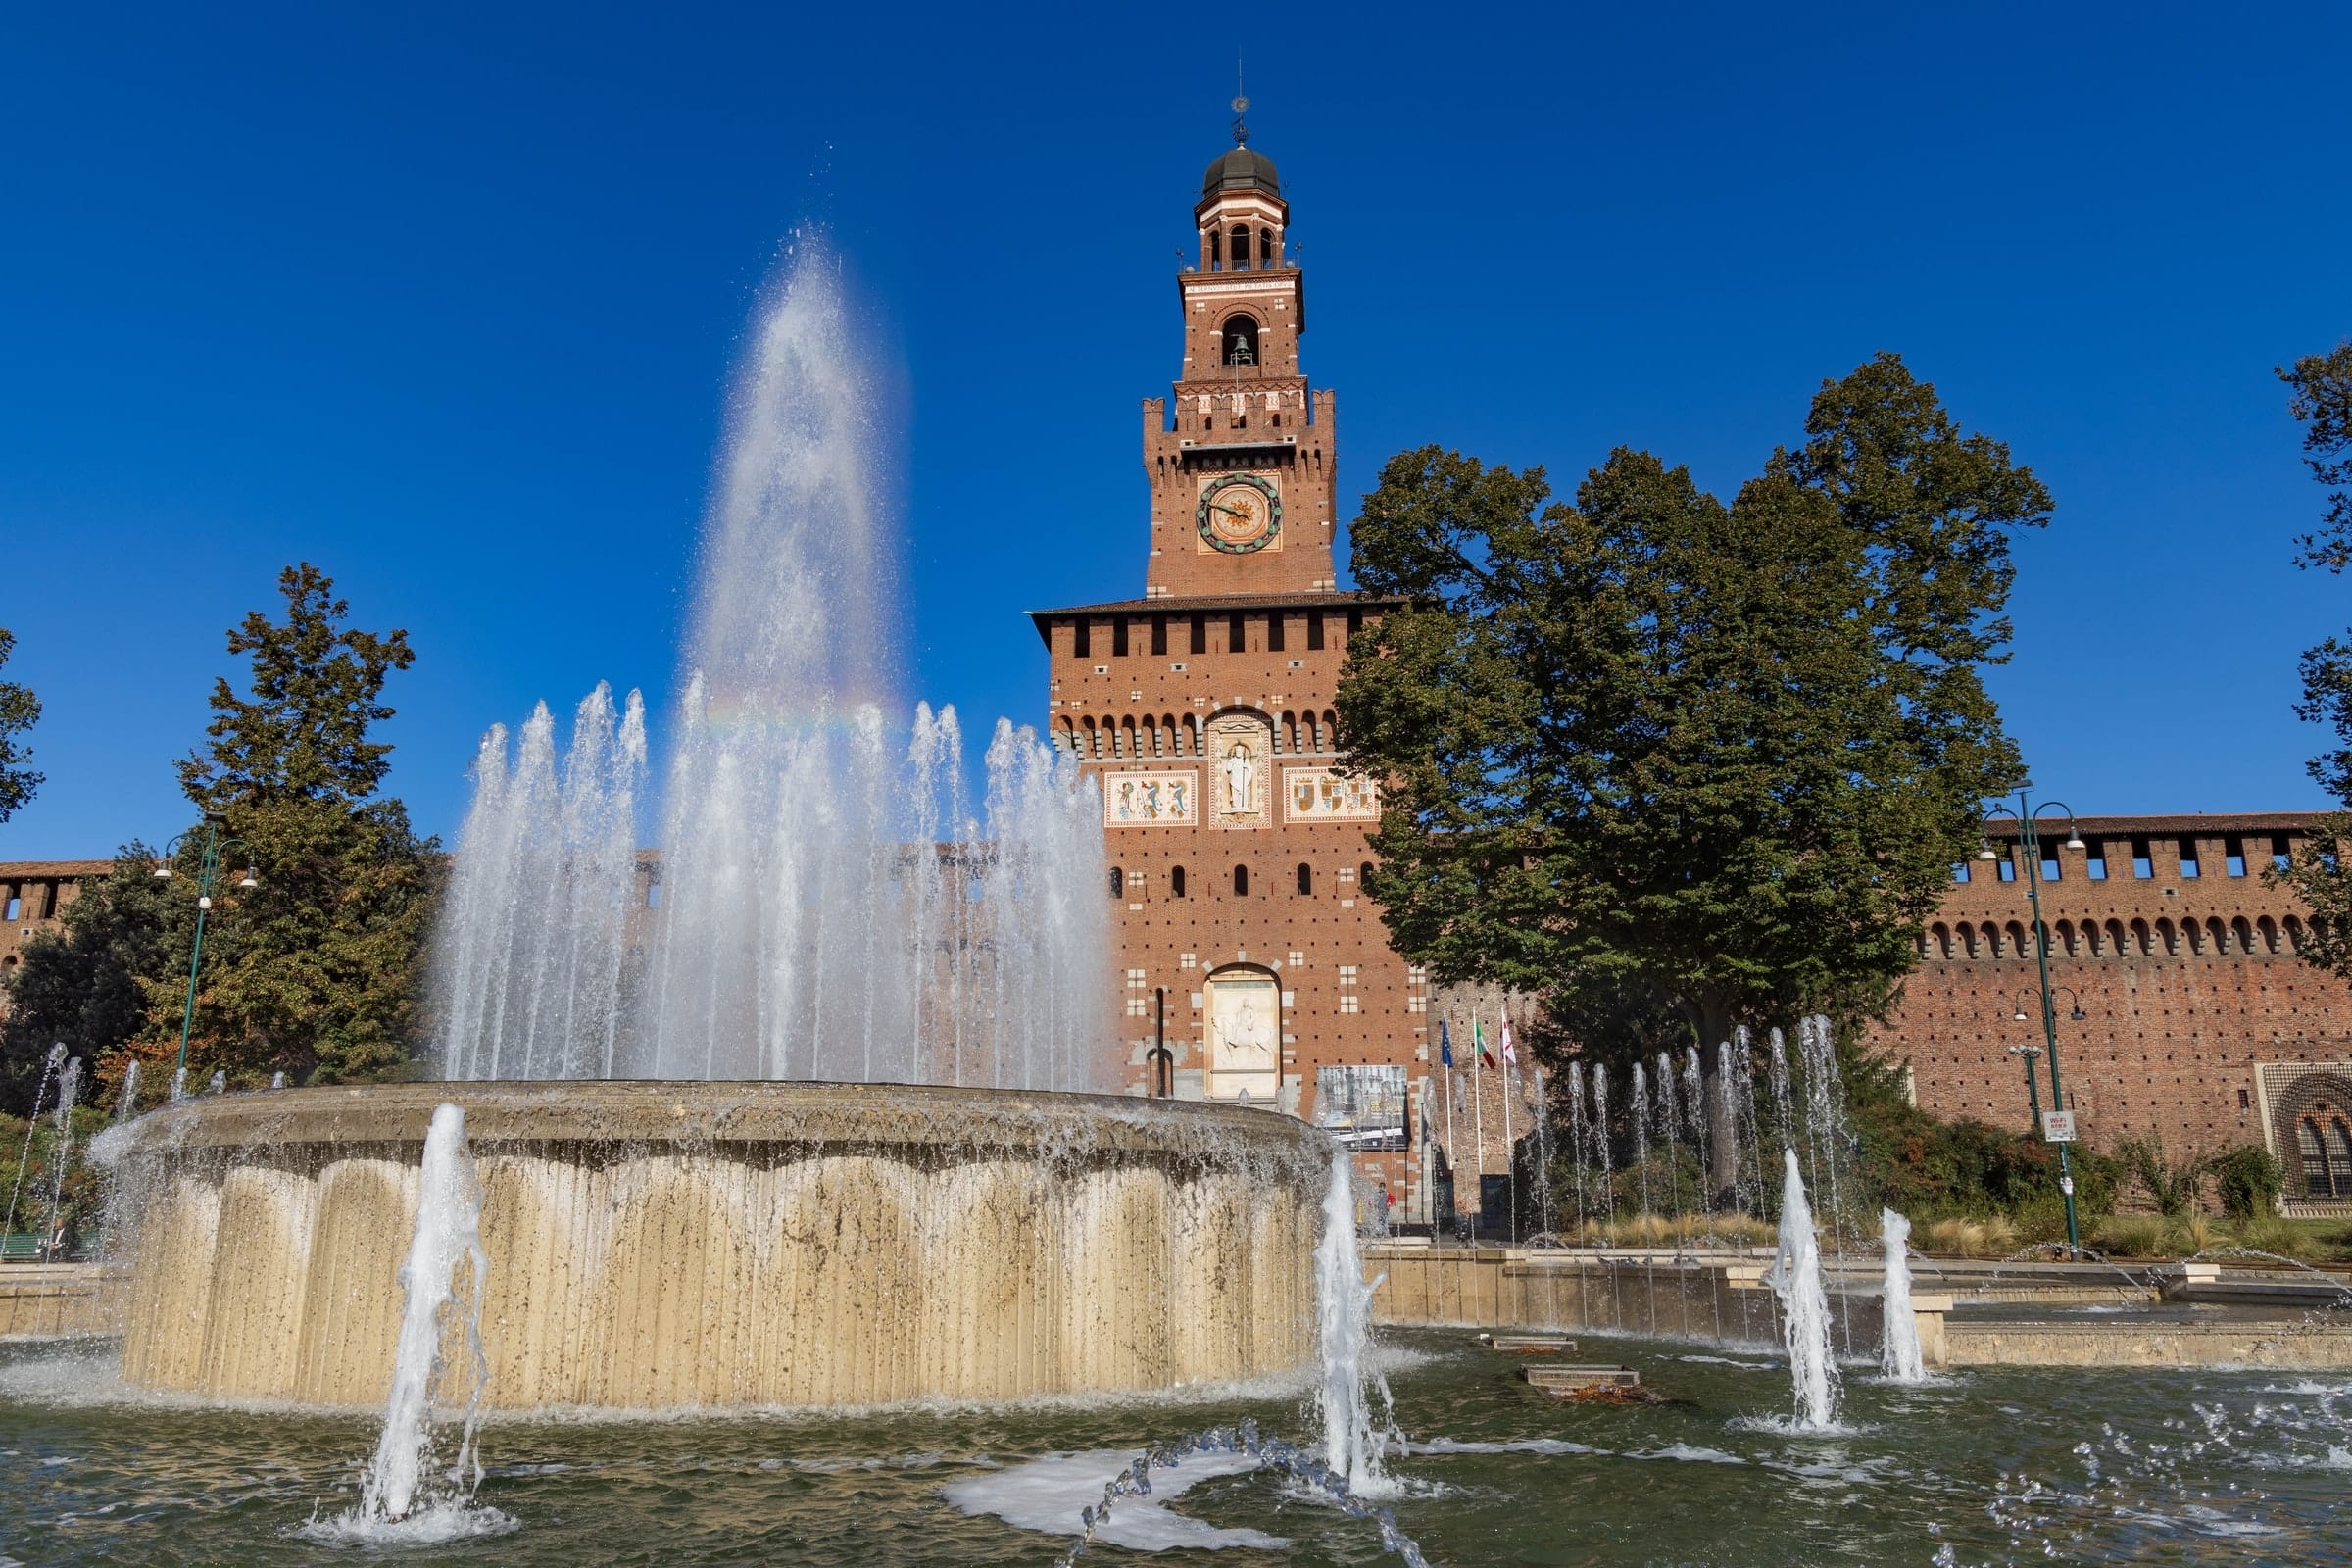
[1500,1021,1517,1066]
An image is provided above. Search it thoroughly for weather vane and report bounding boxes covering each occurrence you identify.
[1232,54,1250,146]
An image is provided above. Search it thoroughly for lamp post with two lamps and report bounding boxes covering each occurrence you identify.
[1978,791,2087,1257]
[153,818,259,1096]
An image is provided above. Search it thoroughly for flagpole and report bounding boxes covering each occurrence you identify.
[1470,1018,1486,1247]
[1444,1062,1459,1239]
[1500,1052,1516,1243]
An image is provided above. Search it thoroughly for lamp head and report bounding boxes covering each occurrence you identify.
[2013,1004,2031,1022]
[1975,843,2000,861]
[2070,1004,2086,1021]
[2064,831,2086,852]
[151,863,172,880]
[238,869,259,890]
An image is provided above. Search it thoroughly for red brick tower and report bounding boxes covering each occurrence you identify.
[1031,122,1430,1213]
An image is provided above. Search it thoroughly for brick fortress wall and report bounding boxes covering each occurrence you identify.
[1876,814,2352,1164]
[1,862,111,1004]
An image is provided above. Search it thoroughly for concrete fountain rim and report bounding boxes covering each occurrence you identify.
[100,1078,1336,1178]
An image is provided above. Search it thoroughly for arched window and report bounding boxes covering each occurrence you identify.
[1297,862,1313,896]
[1229,225,1251,267]
[1358,860,1376,895]
[2299,1116,2331,1196]
[1259,226,1274,268]
[1170,865,1187,899]
[1233,864,1250,896]
[1108,866,1124,900]
[2332,1119,2352,1196]
[1221,314,1258,366]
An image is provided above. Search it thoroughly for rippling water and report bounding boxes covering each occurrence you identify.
[3,1332,2346,1565]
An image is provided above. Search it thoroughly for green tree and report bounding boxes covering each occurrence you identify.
[1339,355,2047,1185]
[0,847,171,1114]
[142,564,441,1086]
[2273,343,2352,973]
[0,628,41,823]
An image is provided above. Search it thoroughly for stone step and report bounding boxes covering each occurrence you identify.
[1521,1363,1641,1391]
[1483,1334,1575,1354]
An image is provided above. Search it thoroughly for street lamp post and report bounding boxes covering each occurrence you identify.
[1979,791,2085,1257]
[153,819,259,1095]
[2006,1042,2044,1130]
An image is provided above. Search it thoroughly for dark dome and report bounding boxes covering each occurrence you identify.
[1201,145,1281,199]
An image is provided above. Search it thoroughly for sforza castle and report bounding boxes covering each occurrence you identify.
[11,132,2352,1219]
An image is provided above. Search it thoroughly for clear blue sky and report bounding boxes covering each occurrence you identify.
[4,4,2348,858]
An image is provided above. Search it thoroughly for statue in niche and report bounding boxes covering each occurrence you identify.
[1221,741,1256,814]
[1222,992,1272,1065]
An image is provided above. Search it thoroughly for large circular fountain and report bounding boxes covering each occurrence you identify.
[105,1081,1328,1410]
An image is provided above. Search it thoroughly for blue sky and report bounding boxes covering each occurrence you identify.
[3,4,2348,858]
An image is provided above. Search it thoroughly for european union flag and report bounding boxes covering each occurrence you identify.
[1439,1019,1453,1067]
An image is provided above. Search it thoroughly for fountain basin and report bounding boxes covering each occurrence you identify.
[102,1081,1327,1410]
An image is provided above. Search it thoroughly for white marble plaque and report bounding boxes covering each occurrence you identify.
[1205,967,1280,1102]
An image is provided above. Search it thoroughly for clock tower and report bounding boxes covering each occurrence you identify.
[1029,119,1436,1221]
[1143,128,1339,598]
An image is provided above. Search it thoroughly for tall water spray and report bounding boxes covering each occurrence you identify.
[1880,1207,1927,1383]
[432,244,1108,1088]
[1764,1149,1840,1429]
[1655,1050,1682,1219]
[40,1056,81,1251]
[1681,1046,1708,1212]
[1630,1062,1652,1218]
[1566,1063,1589,1231]
[1314,1151,1393,1494]
[334,1104,497,1536]
[1590,1064,1614,1218]
[5,1044,65,1236]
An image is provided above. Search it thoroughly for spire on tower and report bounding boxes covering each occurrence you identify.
[1232,55,1250,146]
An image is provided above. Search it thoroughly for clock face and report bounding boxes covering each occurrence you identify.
[1196,473,1283,554]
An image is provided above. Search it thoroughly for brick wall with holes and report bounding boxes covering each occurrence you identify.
[1876,813,2352,1159]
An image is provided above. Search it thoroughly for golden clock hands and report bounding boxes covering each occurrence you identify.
[1210,501,1252,519]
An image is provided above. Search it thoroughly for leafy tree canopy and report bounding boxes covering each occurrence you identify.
[1339,354,2046,1060]
[136,565,441,1087]
[0,628,42,824]
[2272,343,2352,977]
